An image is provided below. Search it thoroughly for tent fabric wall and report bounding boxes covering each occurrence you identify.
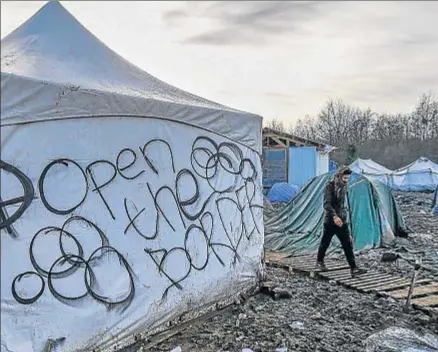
[0,3,264,352]
[288,147,317,187]
[264,174,408,256]
[389,157,438,192]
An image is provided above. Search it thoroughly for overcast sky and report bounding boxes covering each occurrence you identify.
[2,1,438,124]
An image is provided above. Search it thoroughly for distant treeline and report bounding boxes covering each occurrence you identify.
[265,92,438,169]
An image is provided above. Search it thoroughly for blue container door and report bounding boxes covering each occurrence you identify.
[289,146,317,186]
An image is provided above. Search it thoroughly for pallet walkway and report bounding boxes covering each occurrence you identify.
[265,252,438,316]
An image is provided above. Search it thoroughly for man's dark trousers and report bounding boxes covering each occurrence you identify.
[317,223,357,269]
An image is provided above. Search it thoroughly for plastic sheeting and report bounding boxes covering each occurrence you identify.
[390,157,438,192]
[264,173,408,256]
[266,183,300,203]
[0,3,264,351]
[349,158,392,186]
[0,2,262,154]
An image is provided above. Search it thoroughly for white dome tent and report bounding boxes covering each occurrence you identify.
[0,2,264,352]
[349,158,393,185]
[389,157,438,192]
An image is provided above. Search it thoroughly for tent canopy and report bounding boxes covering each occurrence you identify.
[350,158,393,175]
[390,157,438,192]
[0,1,262,153]
[264,173,408,256]
[349,158,393,186]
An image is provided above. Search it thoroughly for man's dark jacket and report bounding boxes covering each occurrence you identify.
[323,179,349,225]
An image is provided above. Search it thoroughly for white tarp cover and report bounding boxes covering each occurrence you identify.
[0,1,262,154]
[390,157,438,192]
[349,158,393,175]
[0,3,264,352]
[349,158,393,186]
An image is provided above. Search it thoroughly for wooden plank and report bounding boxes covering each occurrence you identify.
[286,257,318,265]
[412,294,438,307]
[296,263,348,272]
[387,284,438,299]
[375,279,433,293]
[319,270,371,281]
[341,273,391,284]
[359,278,412,292]
[343,274,394,288]
[318,269,354,278]
[353,277,404,290]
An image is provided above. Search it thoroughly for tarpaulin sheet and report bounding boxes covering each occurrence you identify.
[264,174,408,256]
[266,183,300,203]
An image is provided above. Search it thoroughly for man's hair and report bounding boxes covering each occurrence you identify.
[342,168,352,175]
[335,166,352,177]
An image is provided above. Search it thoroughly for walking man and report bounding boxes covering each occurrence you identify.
[316,166,367,277]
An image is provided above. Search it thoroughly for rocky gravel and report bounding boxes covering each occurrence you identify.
[144,192,438,352]
[150,267,437,352]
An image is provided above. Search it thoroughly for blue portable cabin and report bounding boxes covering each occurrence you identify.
[262,128,337,192]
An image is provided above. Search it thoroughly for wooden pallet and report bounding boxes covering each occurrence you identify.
[265,252,438,315]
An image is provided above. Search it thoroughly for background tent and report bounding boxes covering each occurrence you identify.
[389,157,438,192]
[266,182,300,203]
[0,3,263,352]
[264,173,408,256]
[349,158,393,185]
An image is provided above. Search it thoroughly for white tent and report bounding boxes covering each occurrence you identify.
[0,2,264,352]
[349,158,393,185]
[390,157,438,192]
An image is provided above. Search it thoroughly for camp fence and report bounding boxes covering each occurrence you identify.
[264,173,408,256]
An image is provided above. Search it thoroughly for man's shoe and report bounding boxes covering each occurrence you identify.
[315,261,328,271]
[351,267,367,278]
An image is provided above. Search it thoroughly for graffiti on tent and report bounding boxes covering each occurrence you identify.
[1,136,262,308]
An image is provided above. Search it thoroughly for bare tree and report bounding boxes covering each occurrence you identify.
[264,118,286,132]
[290,115,318,140]
[411,92,438,140]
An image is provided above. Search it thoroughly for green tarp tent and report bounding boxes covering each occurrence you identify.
[265,173,408,256]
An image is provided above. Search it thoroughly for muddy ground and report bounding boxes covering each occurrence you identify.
[143,192,438,352]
